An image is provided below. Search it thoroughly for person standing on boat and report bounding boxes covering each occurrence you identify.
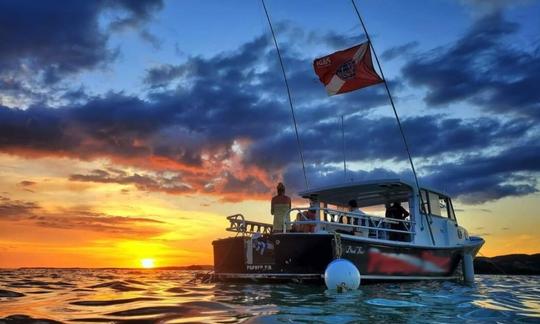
[385,202,409,241]
[271,182,291,232]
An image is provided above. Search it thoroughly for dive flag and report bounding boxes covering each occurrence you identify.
[313,42,383,96]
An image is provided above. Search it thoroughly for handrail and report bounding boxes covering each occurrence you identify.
[288,207,413,225]
[287,207,415,241]
[224,207,415,241]
[285,220,414,234]
[226,214,273,234]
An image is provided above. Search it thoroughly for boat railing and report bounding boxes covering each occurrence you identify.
[286,207,415,242]
[226,214,273,235]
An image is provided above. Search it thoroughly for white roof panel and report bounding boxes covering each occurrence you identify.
[298,178,415,207]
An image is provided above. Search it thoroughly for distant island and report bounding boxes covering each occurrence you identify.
[474,253,540,275]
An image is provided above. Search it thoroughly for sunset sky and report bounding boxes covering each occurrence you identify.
[0,0,539,268]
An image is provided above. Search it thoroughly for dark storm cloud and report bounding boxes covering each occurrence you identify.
[282,138,539,204]
[0,20,538,205]
[423,142,540,204]
[0,0,163,105]
[0,0,163,73]
[270,112,538,202]
[402,12,540,119]
[247,113,534,169]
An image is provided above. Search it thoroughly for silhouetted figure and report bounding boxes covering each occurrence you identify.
[385,202,409,241]
[271,182,291,232]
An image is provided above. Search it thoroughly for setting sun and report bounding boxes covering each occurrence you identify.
[140,258,155,269]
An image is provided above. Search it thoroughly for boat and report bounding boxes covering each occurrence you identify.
[211,1,484,284]
[212,178,484,283]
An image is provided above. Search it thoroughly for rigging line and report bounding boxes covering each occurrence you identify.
[341,115,347,180]
[260,0,309,189]
[350,0,435,245]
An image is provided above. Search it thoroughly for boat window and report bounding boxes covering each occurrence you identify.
[428,192,441,216]
[447,198,457,222]
[438,197,448,218]
[420,189,456,221]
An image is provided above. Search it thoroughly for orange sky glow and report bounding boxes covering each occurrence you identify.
[0,152,538,268]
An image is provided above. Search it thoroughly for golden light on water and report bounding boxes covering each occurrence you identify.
[140,258,155,269]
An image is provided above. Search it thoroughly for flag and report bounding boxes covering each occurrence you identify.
[313,42,383,96]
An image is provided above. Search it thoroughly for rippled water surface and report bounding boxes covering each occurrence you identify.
[0,269,538,323]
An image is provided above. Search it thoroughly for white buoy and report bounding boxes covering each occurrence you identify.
[462,252,475,284]
[324,259,361,291]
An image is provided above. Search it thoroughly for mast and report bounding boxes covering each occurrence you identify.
[350,0,435,245]
[260,0,309,189]
[341,115,347,180]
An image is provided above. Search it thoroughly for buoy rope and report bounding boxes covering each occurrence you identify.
[333,231,342,259]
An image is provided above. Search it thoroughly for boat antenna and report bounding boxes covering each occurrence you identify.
[260,0,309,189]
[350,0,435,245]
[341,115,347,180]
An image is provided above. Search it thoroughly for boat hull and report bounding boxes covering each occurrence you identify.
[213,233,482,282]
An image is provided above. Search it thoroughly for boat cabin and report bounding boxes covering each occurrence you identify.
[290,179,466,247]
[225,179,468,248]
[217,178,482,282]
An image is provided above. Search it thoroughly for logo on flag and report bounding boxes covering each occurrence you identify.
[313,41,383,96]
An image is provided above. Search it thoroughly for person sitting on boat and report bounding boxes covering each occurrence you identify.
[293,207,317,233]
[271,182,291,232]
[348,199,367,226]
[385,201,409,241]
[292,197,318,232]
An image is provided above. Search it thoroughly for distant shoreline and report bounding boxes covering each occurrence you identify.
[3,253,539,275]
[474,253,540,275]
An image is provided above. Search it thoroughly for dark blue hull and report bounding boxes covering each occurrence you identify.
[212,233,477,282]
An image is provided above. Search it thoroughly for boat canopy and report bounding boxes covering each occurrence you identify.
[298,179,414,208]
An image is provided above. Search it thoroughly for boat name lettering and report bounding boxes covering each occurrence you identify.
[345,245,365,255]
[246,264,273,271]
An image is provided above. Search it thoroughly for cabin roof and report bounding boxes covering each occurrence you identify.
[298,179,415,207]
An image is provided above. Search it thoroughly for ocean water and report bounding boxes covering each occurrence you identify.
[0,269,538,323]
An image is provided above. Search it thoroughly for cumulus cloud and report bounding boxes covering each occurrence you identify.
[423,142,540,203]
[402,12,540,120]
[0,18,538,205]
[0,0,163,107]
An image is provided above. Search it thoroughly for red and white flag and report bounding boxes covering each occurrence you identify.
[313,42,383,96]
